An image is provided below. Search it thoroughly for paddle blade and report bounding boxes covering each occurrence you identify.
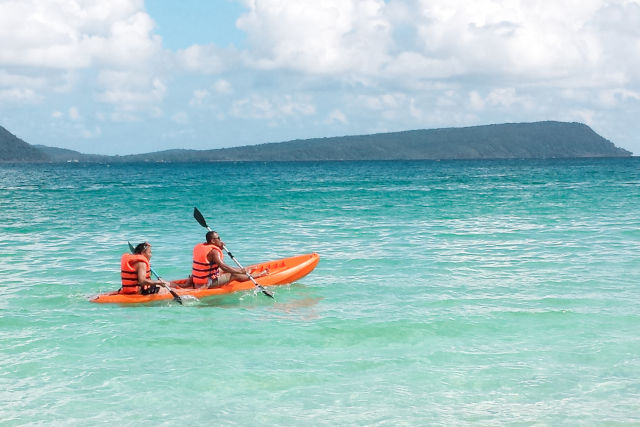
[169,289,183,305]
[193,207,209,229]
[128,241,135,253]
[160,282,183,305]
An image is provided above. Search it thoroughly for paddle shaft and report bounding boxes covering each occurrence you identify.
[222,244,272,294]
[193,208,274,298]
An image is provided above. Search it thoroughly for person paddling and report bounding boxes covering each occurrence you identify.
[178,231,268,289]
[120,242,171,295]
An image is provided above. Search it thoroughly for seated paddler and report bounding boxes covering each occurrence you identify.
[177,231,268,289]
[120,242,171,295]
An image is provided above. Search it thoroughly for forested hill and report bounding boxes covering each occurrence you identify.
[0,126,48,161]
[123,121,631,162]
[0,121,633,162]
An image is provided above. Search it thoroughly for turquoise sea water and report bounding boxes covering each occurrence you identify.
[1,158,639,425]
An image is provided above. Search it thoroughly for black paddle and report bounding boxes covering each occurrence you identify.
[193,207,274,299]
[128,241,183,305]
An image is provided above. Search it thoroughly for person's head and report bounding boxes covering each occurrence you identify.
[206,231,222,247]
[134,242,152,259]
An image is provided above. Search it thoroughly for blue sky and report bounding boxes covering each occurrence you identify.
[146,1,246,50]
[1,0,639,155]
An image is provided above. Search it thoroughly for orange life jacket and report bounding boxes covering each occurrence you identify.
[120,253,150,294]
[192,243,223,285]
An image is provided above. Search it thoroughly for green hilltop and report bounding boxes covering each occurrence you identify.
[0,126,48,161]
[0,121,633,163]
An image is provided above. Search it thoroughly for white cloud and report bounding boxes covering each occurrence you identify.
[0,0,156,69]
[231,94,315,120]
[0,88,41,103]
[0,70,45,90]
[176,44,235,74]
[467,88,535,117]
[357,92,411,111]
[408,98,424,120]
[224,0,640,89]
[326,109,348,124]
[237,0,391,75]
[231,97,272,120]
[383,51,461,80]
[280,97,315,116]
[69,106,80,120]
[598,88,640,107]
[407,0,607,81]
[0,70,46,103]
[213,79,232,94]
[564,108,597,126]
[469,91,485,110]
[0,0,165,115]
[485,88,533,109]
[97,72,166,112]
[189,89,210,107]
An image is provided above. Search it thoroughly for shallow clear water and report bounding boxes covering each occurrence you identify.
[1,159,639,425]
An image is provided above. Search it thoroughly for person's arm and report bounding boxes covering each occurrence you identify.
[136,261,163,287]
[210,249,245,275]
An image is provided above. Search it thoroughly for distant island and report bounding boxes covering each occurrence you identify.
[0,121,633,163]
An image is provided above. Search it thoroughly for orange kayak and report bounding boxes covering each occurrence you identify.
[90,253,319,304]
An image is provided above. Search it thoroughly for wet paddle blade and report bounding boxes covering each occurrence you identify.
[165,285,183,305]
[193,207,209,230]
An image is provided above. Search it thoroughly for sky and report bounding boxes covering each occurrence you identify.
[1,0,639,155]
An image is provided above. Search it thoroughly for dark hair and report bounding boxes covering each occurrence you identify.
[134,242,150,254]
[206,231,217,243]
